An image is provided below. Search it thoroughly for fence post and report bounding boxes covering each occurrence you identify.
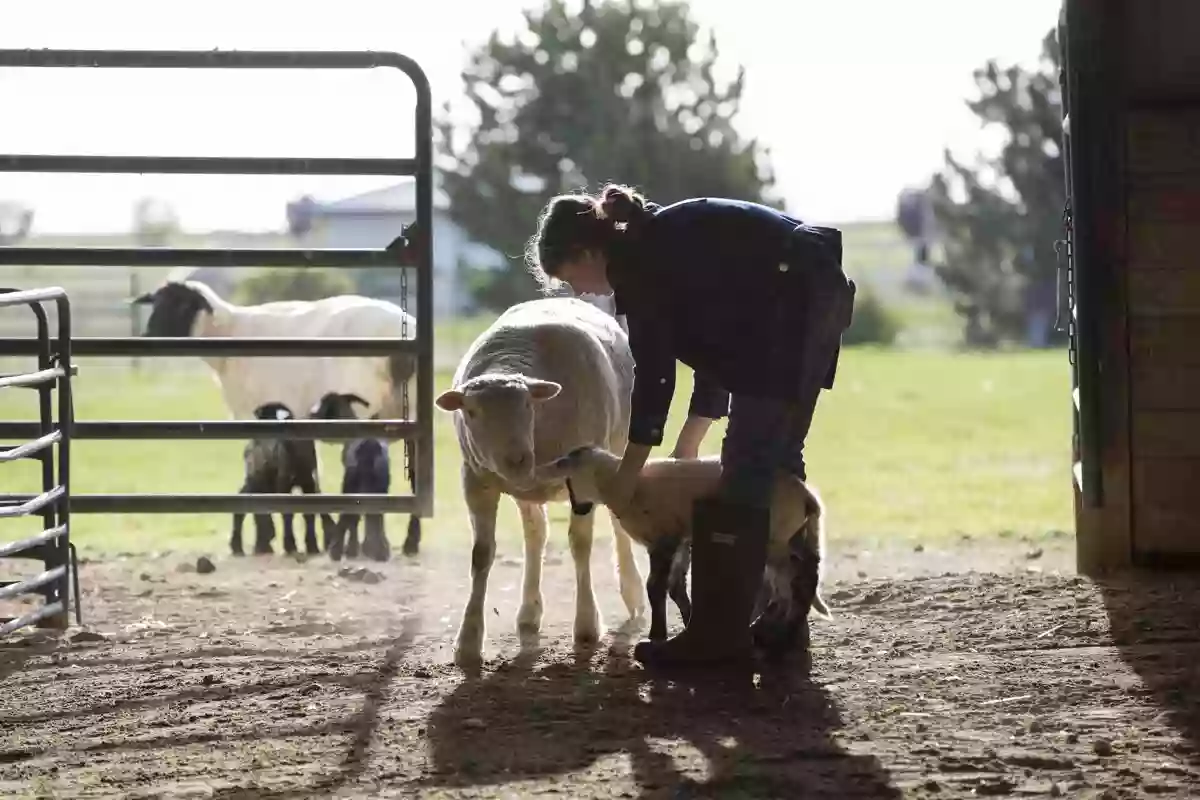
[129,271,141,373]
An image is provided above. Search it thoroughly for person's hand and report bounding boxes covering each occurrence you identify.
[670,415,712,460]
[607,443,651,513]
[669,443,699,460]
[605,466,640,515]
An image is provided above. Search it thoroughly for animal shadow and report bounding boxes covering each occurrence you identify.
[420,637,898,798]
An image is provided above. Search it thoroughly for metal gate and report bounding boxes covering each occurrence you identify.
[0,287,79,634]
[1056,8,1103,511]
[0,50,434,520]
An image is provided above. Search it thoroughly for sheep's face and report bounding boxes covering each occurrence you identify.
[436,375,562,487]
[131,281,212,337]
[534,445,616,505]
[253,402,295,421]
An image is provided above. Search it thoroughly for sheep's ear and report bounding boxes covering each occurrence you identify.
[527,379,562,402]
[435,389,465,412]
[130,291,156,305]
[345,393,370,409]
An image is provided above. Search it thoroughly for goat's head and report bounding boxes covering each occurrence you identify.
[309,392,370,421]
[130,280,217,337]
[436,373,561,487]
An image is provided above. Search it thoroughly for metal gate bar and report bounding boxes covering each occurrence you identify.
[0,287,77,634]
[0,48,435,519]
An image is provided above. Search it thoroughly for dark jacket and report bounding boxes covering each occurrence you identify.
[609,197,852,447]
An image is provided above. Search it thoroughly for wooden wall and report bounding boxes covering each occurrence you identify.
[1121,0,1200,561]
[1125,109,1200,556]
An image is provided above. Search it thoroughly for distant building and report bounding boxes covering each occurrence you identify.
[287,175,507,320]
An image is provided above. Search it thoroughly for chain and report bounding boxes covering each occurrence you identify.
[1054,201,1077,367]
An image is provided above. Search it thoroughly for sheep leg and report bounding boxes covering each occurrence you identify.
[281,509,298,555]
[363,513,391,562]
[514,500,548,638]
[252,513,276,555]
[294,472,323,556]
[454,468,501,668]
[646,538,676,641]
[607,509,646,620]
[327,514,347,561]
[566,506,602,647]
[668,540,693,627]
[403,516,422,557]
[344,514,361,559]
[230,512,246,556]
[402,449,421,557]
[230,480,250,556]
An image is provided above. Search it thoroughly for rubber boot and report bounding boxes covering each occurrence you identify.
[633,496,770,670]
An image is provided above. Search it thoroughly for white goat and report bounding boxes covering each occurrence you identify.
[435,297,646,667]
[537,445,830,662]
[132,279,424,556]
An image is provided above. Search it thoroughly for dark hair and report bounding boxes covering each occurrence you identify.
[525,183,652,292]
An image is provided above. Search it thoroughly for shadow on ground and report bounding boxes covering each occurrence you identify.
[419,626,899,799]
[1100,573,1200,768]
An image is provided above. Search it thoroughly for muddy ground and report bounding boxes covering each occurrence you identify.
[2,534,1199,799]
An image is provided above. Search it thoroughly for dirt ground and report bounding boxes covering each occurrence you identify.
[2,533,1199,799]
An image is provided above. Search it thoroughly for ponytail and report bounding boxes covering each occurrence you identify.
[597,183,651,228]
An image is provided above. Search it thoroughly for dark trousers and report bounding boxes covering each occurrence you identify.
[717,271,854,508]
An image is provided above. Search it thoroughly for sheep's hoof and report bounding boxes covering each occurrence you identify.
[453,644,484,670]
[402,517,421,557]
[516,602,543,635]
[573,621,602,647]
[253,545,274,556]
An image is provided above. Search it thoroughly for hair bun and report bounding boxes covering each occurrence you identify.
[599,183,647,225]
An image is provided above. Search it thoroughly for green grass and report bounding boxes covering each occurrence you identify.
[0,344,1075,556]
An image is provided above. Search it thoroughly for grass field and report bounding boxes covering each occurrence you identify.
[0,342,1075,558]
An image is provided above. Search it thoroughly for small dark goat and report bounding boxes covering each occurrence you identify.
[308,392,400,562]
[230,402,335,557]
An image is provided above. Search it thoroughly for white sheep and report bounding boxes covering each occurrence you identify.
[537,445,831,663]
[132,279,423,556]
[434,297,646,667]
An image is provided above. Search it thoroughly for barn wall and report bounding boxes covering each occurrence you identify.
[1124,108,1200,555]
[1124,0,1200,101]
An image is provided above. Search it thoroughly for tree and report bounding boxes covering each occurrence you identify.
[132,196,180,247]
[0,201,34,244]
[236,267,356,305]
[926,29,1065,348]
[438,0,778,310]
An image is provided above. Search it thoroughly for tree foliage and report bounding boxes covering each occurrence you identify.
[235,268,356,305]
[926,29,1065,347]
[438,0,778,310]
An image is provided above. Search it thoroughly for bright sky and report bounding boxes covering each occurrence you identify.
[0,0,1061,234]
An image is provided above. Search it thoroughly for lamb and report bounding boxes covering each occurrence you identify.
[536,445,831,663]
[231,401,337,557]
[308,391,393,562]
[132,279,423,557]
[434,297,646,667]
